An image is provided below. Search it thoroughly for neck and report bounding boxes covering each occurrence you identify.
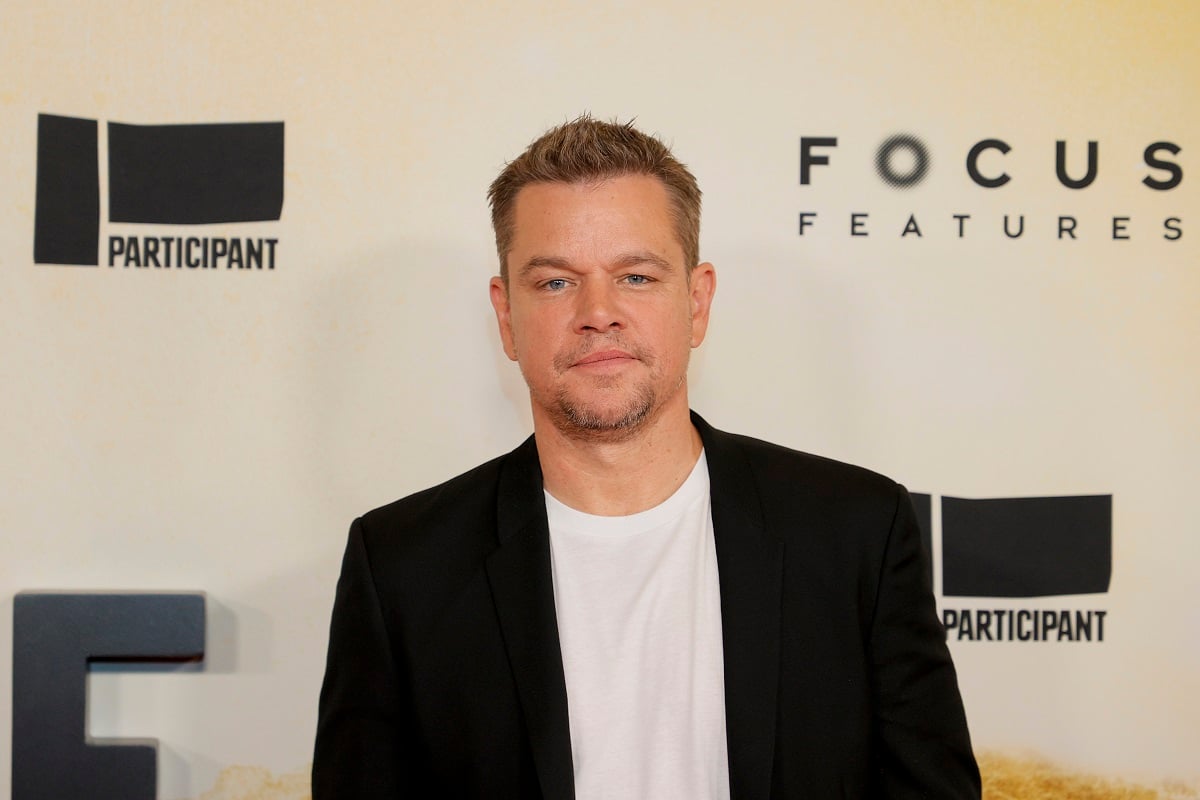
[533,396,702,516]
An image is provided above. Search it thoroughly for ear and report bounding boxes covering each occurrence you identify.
[688,262,717,348]
[489,276,519,361]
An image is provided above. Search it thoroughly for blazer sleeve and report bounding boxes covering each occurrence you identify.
[868,485,981,799]
[313,517,417,798]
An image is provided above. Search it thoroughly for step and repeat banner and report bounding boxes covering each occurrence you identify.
[2,2,1197,798]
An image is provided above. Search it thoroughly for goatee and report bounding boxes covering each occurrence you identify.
[551,383,656,441]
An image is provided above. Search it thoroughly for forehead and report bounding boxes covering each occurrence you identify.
[507,175,682,263]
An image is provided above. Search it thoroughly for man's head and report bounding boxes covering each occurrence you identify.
[488,115,702,283]
[487,118,716,442]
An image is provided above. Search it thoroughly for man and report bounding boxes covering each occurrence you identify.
[314,116,980,799]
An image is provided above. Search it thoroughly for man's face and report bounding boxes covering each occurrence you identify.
[489,174,716,439]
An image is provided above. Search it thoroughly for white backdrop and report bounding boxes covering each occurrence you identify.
[2,2,1197,797]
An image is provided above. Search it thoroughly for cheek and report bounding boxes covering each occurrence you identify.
[511,312,559,368]
[515,310,546,338]
[648,311,695,368]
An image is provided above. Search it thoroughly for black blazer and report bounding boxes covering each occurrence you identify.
[314,413,980,799]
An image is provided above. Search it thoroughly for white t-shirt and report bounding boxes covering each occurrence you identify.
[546,452,730,800]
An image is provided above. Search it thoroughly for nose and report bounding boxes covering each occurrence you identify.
[572,279,625,334]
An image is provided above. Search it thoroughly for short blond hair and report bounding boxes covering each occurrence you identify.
[488,115,702,281]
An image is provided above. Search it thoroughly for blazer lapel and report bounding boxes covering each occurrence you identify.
[485,436,576,800]
[696,413,785,800]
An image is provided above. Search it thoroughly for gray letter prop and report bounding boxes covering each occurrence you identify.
[12,592,205,800]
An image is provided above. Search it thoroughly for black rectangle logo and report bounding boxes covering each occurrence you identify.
[909,492,933,589]
[108,121,284,224]
[942,495,1112,597]
[34,114,100,266]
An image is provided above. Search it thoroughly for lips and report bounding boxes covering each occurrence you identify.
[572,349,635,367]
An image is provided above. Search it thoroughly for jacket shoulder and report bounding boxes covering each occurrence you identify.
[717,429,903,506]
[350,444,529,577]
[360,452,506,533]
[703,425,912,553]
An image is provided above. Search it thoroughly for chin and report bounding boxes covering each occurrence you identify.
[553,387,656,435]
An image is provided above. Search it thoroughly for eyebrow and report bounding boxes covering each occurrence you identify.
[517,251,675,277]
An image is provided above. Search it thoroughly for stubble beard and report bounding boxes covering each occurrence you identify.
[553,380,657,440]
[528,337,680,442]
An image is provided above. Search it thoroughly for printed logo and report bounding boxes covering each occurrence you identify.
[33,113,284,269]
[940,495,1111,597]
[911,493,1112,643]
[874,134,930,189]
[796,133,1184,241]
[33,115,99,266]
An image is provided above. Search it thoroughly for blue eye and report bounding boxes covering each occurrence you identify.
[544,278,568,291]
[625,274,649,285]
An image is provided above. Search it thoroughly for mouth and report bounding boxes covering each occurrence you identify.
[572,349,636,368]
